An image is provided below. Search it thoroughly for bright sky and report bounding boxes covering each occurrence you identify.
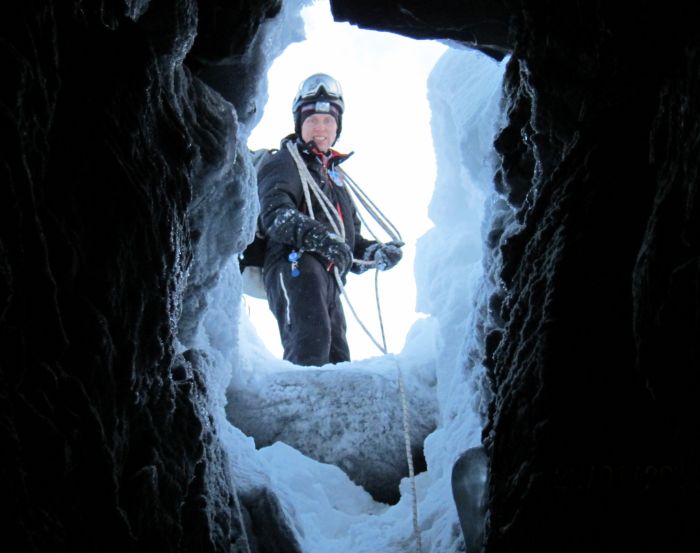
[246,0,448,360]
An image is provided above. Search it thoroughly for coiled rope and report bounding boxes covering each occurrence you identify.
[287,142,423,552]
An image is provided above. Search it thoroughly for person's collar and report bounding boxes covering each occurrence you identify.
[296,136,353,165]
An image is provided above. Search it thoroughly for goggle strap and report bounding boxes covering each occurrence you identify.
[300,101,340,115]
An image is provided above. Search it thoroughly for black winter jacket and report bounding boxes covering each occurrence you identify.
[258,135,374,275]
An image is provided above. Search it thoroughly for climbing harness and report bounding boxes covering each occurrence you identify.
[287,142,422,552]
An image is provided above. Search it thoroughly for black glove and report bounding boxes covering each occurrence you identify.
[371,241,403,271]
[302,226,353,277]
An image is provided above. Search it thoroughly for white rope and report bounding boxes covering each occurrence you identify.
[374,269,386,347]
[340,168,403,242]
[333,267,386,354]
[289,142,389,349]
[287,142,345,238]
[288,143,421,551]
[334,266,422,552]
[301,168,315,219]
[396,358,422,553]
[373,267,421,552]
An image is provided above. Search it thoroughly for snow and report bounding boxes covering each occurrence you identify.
[189,0,508,551]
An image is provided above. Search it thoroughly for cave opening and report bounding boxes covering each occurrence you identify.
[198,0,509,549]
[5,1,698,551]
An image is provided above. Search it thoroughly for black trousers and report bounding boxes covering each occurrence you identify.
[264,254,350,366]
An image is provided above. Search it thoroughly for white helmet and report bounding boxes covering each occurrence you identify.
[292,73,345,113]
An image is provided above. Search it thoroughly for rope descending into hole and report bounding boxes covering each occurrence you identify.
[287,141,422,552]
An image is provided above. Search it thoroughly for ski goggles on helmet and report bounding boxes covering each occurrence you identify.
[299,101,339,116]
[293,73,344,112]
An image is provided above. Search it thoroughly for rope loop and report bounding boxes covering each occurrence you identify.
[288,142,421,551]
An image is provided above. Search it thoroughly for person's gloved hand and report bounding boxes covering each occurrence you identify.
[372,241,403,271]
[303,226,353,277]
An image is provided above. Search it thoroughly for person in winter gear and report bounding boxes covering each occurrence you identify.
[257,73,403,366]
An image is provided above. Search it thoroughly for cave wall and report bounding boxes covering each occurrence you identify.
[333,1,700,551]
[483,5,700,552]
[0,1,278,551]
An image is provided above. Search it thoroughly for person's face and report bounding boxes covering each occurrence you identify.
[301,113,338,152]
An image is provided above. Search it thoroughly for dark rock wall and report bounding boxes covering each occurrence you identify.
[1,1,277,551]
[334,1,699,551]
[331,0,513,61]
[483,5,700,552]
